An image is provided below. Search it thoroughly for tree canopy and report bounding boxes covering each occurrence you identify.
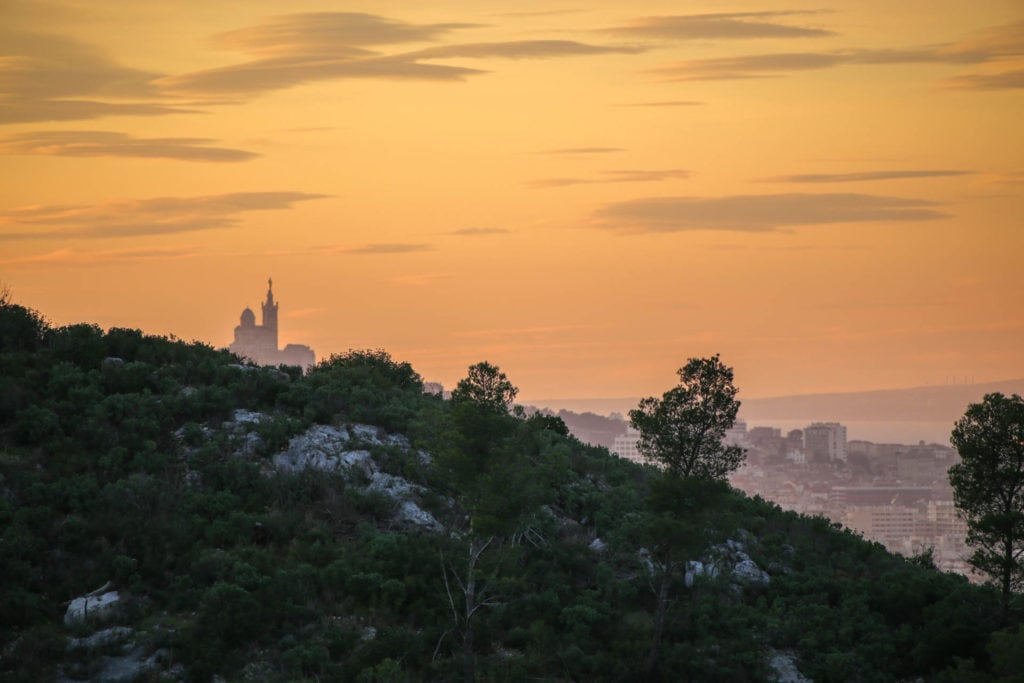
[451,361,518,414]
[629,354,744,480]
[949,392,1024,618]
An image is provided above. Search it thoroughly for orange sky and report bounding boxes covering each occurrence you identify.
[2,0,1022,401]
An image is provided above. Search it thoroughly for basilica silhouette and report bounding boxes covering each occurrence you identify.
[229,279,315,370]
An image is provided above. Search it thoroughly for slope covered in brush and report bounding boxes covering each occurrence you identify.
[0,300,1017,682]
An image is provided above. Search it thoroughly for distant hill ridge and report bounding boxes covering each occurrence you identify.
[741,379,1024,422]
[531,378,1024,423]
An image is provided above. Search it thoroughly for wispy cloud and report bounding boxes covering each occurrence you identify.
[649,20,1024,81]
[0,27,191,124]
[448,227,510,236]
[593,193,949,233]
[761,169,975,183]
[0,131,257,162]
[159,13,639,97]
[529,168,690,188]
[410,40,643,60]
[0,192,328,241]
[1,246,200,267]
[989,171,1024,186]
[944,69,1024,90]
[649,49,967,81]
[497,10,587,18]
[158,55,483,96]
[538,147,626,155]
[344,243,433,254]
[607,11,835,40]
[0,100,195,126]
[215,12,476,54]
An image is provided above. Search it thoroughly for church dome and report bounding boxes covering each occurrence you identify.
[239,307,256,327]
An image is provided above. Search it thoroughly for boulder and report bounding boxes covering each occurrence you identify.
[65,590,120,627]
[732,557,771,587]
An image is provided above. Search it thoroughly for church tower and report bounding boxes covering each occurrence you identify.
[261,277,279,351]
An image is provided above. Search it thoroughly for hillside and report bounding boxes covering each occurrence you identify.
[0,300,1019,682]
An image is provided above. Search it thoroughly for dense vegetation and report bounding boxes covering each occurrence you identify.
[0,299,1020,682]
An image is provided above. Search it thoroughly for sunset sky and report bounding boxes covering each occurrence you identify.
[2,0,1022,402]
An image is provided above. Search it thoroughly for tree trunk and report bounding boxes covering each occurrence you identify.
[464,550,477,683]
[1003,534,1013,623]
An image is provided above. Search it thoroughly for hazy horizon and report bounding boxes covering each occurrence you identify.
[2,1,1021,400]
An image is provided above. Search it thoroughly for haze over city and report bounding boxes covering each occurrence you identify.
[2,1,1022,402]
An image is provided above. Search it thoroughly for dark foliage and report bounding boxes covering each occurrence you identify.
[0,299,1012,681]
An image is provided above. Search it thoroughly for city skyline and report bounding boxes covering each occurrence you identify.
[2,1,1021,401]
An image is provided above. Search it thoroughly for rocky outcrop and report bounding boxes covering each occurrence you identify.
[767,650,812,683]
[65,590,121,627]
[685,536,770,589]
[271,424,441,530]
[66,626,134,651]
[272,424,372,473]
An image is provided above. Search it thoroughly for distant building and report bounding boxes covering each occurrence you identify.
[804,422,847,462]
[422,382,446,397]
[724,420,748,447]
[229,278,315,370]
[610,427,643,463]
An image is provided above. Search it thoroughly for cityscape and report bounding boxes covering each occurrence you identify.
[607,419,969,574]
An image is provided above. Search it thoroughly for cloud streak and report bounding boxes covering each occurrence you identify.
[0,27,191,124]
[944,69,1024,90]
[650,49,969,81]
[593,193,949,233]
[0,131,257,162]
[448,227,510,236]
[344,243,432,254]
[529,169,690,188]
[214,12,476,54]
[762,170,975,183]
[608,12,835,40]
[160,13,640,97]
[0,192,328,240]
[410,40,643,60]
[649,20,1024,81]
[1,246,200,267]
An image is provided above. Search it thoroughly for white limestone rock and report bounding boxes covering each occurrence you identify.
[350,424,381,444]
[91,646,162,683]
[64,591,121,626]
[66,626,134,651]
[395,500,442,530]
[732,557,771,587]
[589,537,607,553]
[272,425,371,473]
[685,560,720,588]
[231,409,264,423]
[767,650,812,683]
[368,471,418,497]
